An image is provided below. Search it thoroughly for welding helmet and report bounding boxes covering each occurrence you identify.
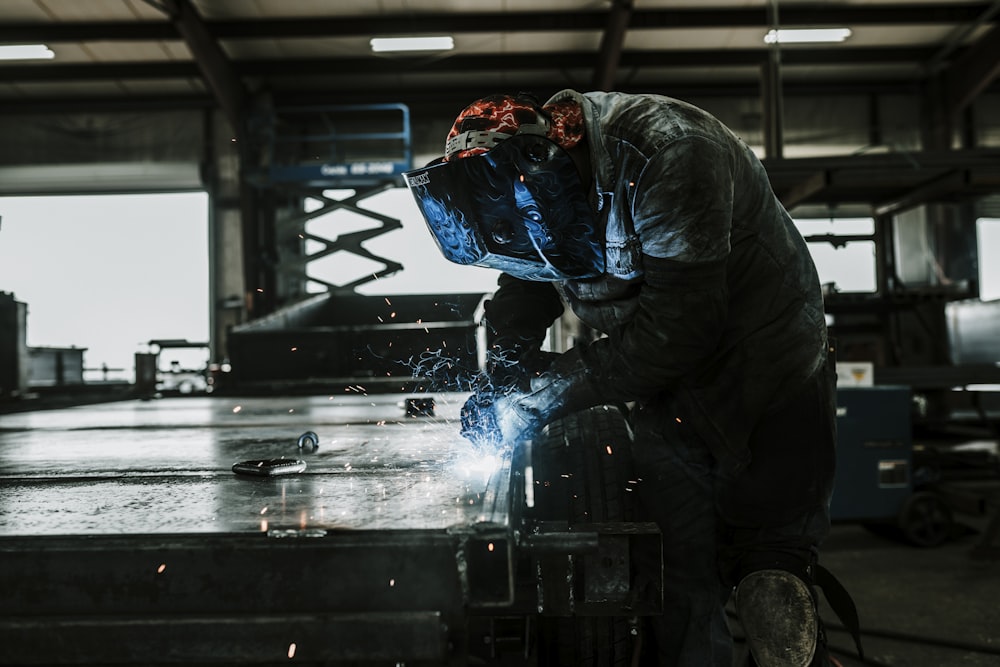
[403,94,603,282]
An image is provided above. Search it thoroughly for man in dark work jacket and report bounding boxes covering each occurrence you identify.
[405,90,850,667]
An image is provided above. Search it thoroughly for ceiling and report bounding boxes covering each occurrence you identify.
[0,0,998,115]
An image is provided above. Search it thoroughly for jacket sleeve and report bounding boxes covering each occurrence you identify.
[506,134,736,426]
[582,256,728,401]
[483,272,564,350]
[578,134,734,403]
[583,136,733,400]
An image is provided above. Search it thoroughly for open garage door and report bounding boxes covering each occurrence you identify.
[0,192,209,385]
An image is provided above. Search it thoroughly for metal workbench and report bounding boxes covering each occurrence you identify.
[0,394,502,535]
[0,394,659,666]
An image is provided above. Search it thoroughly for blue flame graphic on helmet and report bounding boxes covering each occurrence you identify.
[404,135,604,282]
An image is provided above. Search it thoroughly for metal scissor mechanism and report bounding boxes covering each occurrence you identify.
[278,182,404,294]
[246,103,414,301]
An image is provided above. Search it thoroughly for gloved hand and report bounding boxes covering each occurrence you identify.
[460,347,605,450]
[460,385,549,452]
[459,342,558,450]
[460,387,506,451]
[485,343,560,393]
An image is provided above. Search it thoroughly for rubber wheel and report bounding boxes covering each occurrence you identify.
[897,491,953,547]
[528,404,637,667]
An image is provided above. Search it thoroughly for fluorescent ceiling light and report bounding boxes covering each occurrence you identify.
[764,28,852,44]
[0,44,55,60]
[370,36,454,53]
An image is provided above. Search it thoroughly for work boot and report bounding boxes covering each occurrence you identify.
[736,569,817,667]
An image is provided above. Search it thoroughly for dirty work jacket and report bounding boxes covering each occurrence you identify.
[490,89,829,472]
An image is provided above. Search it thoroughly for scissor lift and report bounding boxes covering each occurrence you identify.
[247,103,414,299]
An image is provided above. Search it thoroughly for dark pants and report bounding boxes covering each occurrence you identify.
[631,366,837,666]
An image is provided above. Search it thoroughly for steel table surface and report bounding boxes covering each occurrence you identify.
[0,393,508,537]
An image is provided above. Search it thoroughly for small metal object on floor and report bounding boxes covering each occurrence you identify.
[297,430,320,450]
[232,458,307,476]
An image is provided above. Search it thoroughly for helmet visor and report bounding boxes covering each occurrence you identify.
[404,135,604,282]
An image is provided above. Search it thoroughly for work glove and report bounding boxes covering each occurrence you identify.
[484,342,560,393]
[460,347,605,450]
[459,344,556,451]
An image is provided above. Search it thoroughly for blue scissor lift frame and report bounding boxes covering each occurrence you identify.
[250,103,414,298]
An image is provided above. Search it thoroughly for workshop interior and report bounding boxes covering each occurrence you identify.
[1,1,1000,666]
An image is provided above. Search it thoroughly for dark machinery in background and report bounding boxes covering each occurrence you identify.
[224,291,484,395]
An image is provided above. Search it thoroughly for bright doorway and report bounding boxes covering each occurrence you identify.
[0,192,209,383]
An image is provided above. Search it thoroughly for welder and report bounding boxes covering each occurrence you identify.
[405,91,858,667]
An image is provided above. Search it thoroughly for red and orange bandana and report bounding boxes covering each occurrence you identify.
[444,94,585,161]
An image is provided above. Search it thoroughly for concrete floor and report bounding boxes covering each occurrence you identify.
[2,394,998,666]
[807,517,1000,667]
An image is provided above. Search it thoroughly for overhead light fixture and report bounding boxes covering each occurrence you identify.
[764,28,852,44]
[370,36,454,53]
[0,44,55,60]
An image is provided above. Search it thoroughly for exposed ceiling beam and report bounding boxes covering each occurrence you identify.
[0,4,993,43]
[0,79,949,117]
[764,149,1000,207]
[155,0,247,135]
[779,171,831,210]
[873,169,967,216]
[0,48,937,83]
[943,21,1000,113]
[592,0,632,91]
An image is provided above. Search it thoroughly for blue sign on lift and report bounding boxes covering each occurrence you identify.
[251,103,414,188]
[265,158,412,187]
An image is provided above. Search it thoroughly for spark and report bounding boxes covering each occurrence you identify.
[260,506,268,515]
[232,405,242,413]
[384,297,392,306]
[675,416,682,423]
[488,543,495,552]
[389,578,396,587]
[606,445,614,455]
[287,643,297,659]
[261,519,268,531]
[291,347,298,352]
[156,563,166,574]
